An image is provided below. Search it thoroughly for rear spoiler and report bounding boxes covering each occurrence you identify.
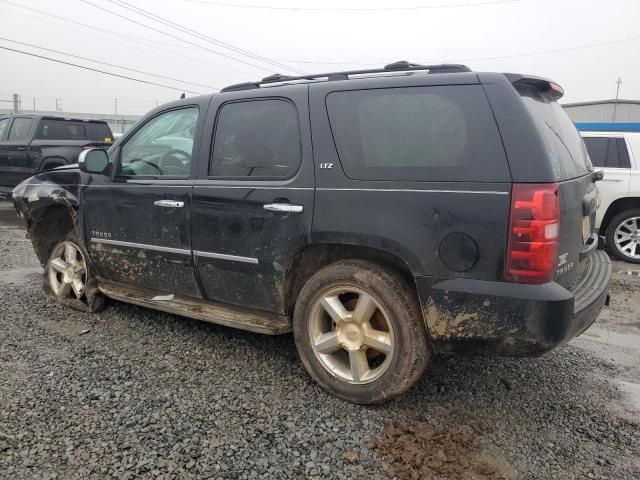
[504,73,564,101]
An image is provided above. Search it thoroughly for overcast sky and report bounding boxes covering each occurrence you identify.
[1,0,639,115]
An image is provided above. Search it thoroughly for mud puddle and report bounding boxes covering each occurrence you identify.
[372,421,514,479]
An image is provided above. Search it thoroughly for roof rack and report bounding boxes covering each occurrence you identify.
[221,60,471,92]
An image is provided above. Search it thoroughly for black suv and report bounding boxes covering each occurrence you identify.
[12,62,611,404]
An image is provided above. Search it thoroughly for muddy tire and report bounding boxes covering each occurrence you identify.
[292,260,430,404]
[605,209,640,264]
[44,232,106,312]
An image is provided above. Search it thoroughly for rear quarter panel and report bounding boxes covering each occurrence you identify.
[308,75,512,281]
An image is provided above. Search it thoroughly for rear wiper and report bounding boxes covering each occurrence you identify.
[545,121,576,164]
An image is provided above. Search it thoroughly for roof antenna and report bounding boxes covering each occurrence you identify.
[180,93,186,99]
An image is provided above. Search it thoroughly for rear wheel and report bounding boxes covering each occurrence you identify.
[293,260,429,404]
[606,209,640,264]
[45,233,105,312]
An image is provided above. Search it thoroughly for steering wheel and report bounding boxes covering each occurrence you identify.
[129,158,163,175]
[159,149,192,176]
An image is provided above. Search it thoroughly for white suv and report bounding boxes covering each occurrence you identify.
[581,131,640,263]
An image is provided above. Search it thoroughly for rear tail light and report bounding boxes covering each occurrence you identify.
[505,183,560,284]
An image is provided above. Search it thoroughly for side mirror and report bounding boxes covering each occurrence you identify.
[592,170,604,182]
[79,148,109,174]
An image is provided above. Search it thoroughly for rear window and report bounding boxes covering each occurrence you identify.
[582,137,631,168]
[325,85,509,182]
[36,119,112,141]
[519,93,591,180]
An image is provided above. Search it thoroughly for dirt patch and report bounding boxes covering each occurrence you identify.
[373,421,513,480]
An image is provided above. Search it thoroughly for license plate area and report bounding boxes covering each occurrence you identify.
[582,216,591,243]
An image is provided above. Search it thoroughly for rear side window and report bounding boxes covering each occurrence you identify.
[36,119,112,141]
[325,85,509,182]
[7,118,33,141]
[519,93,591,180]
[210,99,301,179]
[583,137,631,168]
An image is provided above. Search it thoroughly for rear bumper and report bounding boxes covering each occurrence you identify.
[418,250,611,356]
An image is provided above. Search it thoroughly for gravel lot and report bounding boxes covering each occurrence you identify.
[0,200,639,480]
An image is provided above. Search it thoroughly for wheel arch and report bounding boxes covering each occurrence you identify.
[39,156,68,171]
[284,242,417,318]
[28,204,78,266]
[600,197,640,235]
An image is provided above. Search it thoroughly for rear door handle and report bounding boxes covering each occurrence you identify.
[16,147,26,151]
[154,200,184,208]
[263,203,303,213]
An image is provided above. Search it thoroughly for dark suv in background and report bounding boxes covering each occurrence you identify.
[0,114,113,194]
[12,62,611,404]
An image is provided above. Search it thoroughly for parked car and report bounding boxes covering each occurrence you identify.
[580,131,640,263]
[12,62,610,404]
[0,114,113,195]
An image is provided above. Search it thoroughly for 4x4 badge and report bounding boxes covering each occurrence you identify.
[319,163,334,169]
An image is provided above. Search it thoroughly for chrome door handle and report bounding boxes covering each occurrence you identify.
[154,200,184,208]
[263,203,303,213]
[16,147,26,151]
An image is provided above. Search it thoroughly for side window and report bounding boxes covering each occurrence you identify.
[616,138,631,168]
[210,99,301,178]
[7,118,33,141]
[325,85,509,182]
[119,107,198,177]
[0,118,10,140]
[583,137,629,168]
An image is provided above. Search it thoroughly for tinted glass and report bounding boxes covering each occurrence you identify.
[119,107,198,177]
[519,92,591,180]
[85,122,113,141]
[210,99,301,178]
[7,118,33,141]
[325,85,509,182]
[0,118,10,139]
[582,137,630,168]
[36,119,113,141]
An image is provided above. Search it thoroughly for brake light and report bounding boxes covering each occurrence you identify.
[505,183,559,284]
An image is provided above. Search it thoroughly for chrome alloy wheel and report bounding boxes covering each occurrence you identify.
[614,216,640,260]
[308,286,395,385]
[48,241,87,299]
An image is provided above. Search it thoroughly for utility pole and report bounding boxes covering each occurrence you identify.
[55,98,63,113]
[33,97,36,112]
[115,97,118,115]
[12,93,21,113]
[612,77,622,122]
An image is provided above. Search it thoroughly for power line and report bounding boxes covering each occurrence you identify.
[0,0,260,79]
[270,34,640,66]
[0,37,218,89]
[76,0,295,75]
[0,46,203,95]
[106,0,305,74]
[184,0,520,11]
[455,34,640,62]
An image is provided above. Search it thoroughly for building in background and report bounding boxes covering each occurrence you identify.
[563,99,640,132]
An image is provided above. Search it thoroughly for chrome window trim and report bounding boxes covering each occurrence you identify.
[316,188,509,194]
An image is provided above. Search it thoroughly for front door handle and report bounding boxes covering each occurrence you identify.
[263,203,303,213]
[16,147,26,151]
[154,200,184,208]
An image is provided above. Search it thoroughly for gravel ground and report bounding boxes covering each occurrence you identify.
[0,201,639,479]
